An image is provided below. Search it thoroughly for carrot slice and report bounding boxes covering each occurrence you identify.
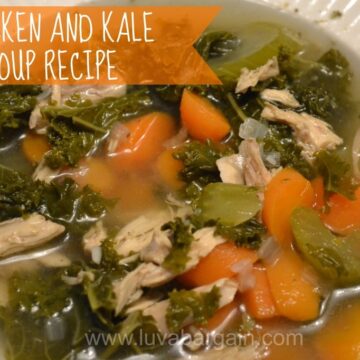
[243,265,278,320]
[312,177,325,211]
[201,301,239,332]
[321,188,360,235]
[22,133,50,165]
[109,112,176,173]
[314,301,360,360]
[71,157,119,198]
[178,242,258,287]
[180,90,231,142]
[266,250,320,322]
[263,168,314,246]
[155,148,184,190]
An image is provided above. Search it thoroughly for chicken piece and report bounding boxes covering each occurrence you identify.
[112,263,173,315]
[51,85,62,104]
[112,265,146,315]
[125,292,163,314]
[216,155,244,185]
[140,230,172,265]
[185,227,226,271]
[59,85,126,104]
[113,228,227,315]
[143,278,238,335]
[140,263,174,287]
[0,214,65,257]
[32,158,60,183]
[82,221,107,255]
[239,139,272,187]
[29,100,49,134]
[260,88,300,108]
[114,210,172,258]
[137,228,225,287]
[236,57,279,94]
[261,103,343,161]
[37,252,71,268]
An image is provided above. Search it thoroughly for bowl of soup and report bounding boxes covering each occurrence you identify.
[0,1,360,359]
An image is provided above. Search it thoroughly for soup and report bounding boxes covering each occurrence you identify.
[0,17,359,360]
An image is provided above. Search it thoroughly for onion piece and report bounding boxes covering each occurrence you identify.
[107,123,130,154]
[163,127,188,149]
[231,259,256,292]
[258,236,282,266]
[91,246,102,264]
[239,118,268,140]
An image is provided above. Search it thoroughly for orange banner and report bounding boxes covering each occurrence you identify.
[0,6,222,85]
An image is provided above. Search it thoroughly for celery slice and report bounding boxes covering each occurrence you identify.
[198,183,261,226]
[292,207,360,287]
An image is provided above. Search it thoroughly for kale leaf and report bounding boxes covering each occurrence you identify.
[0,165,109,233]
[166,286,220,333]
[8,270,71,318]
[0,85,41,133]
[173,140,234,202]
[100,311,159,359]
[262,123,315,179]
[100,236,126,275]
[42,89,154,169]
[280,48,352,126]
[45,119,96,169]
[315,150,357,200]
[195,31,241,61]
[215,218,266,249]
[161,218,195,274]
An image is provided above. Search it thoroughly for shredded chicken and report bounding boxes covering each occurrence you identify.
[59,85,126,104]
[143,278,238,335]
[29,100,49,134]
[140,263,174,287]
[139,230,172,265]
[216,155,244,185]
[37,252,71,268]
[239,139,272,187]
[125,292,163,314]
[114,210,172,258]
[112,263,173,315]
[111,227,226,314]
[235,57,279,94]
[32,158,60,183]
[260,88,300,108]
[51,85,62,104]
[82,221,108,255]
[185,227,226,271]
[261,103,343,161]
[112,265,146,315]
[0,214,65,257]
